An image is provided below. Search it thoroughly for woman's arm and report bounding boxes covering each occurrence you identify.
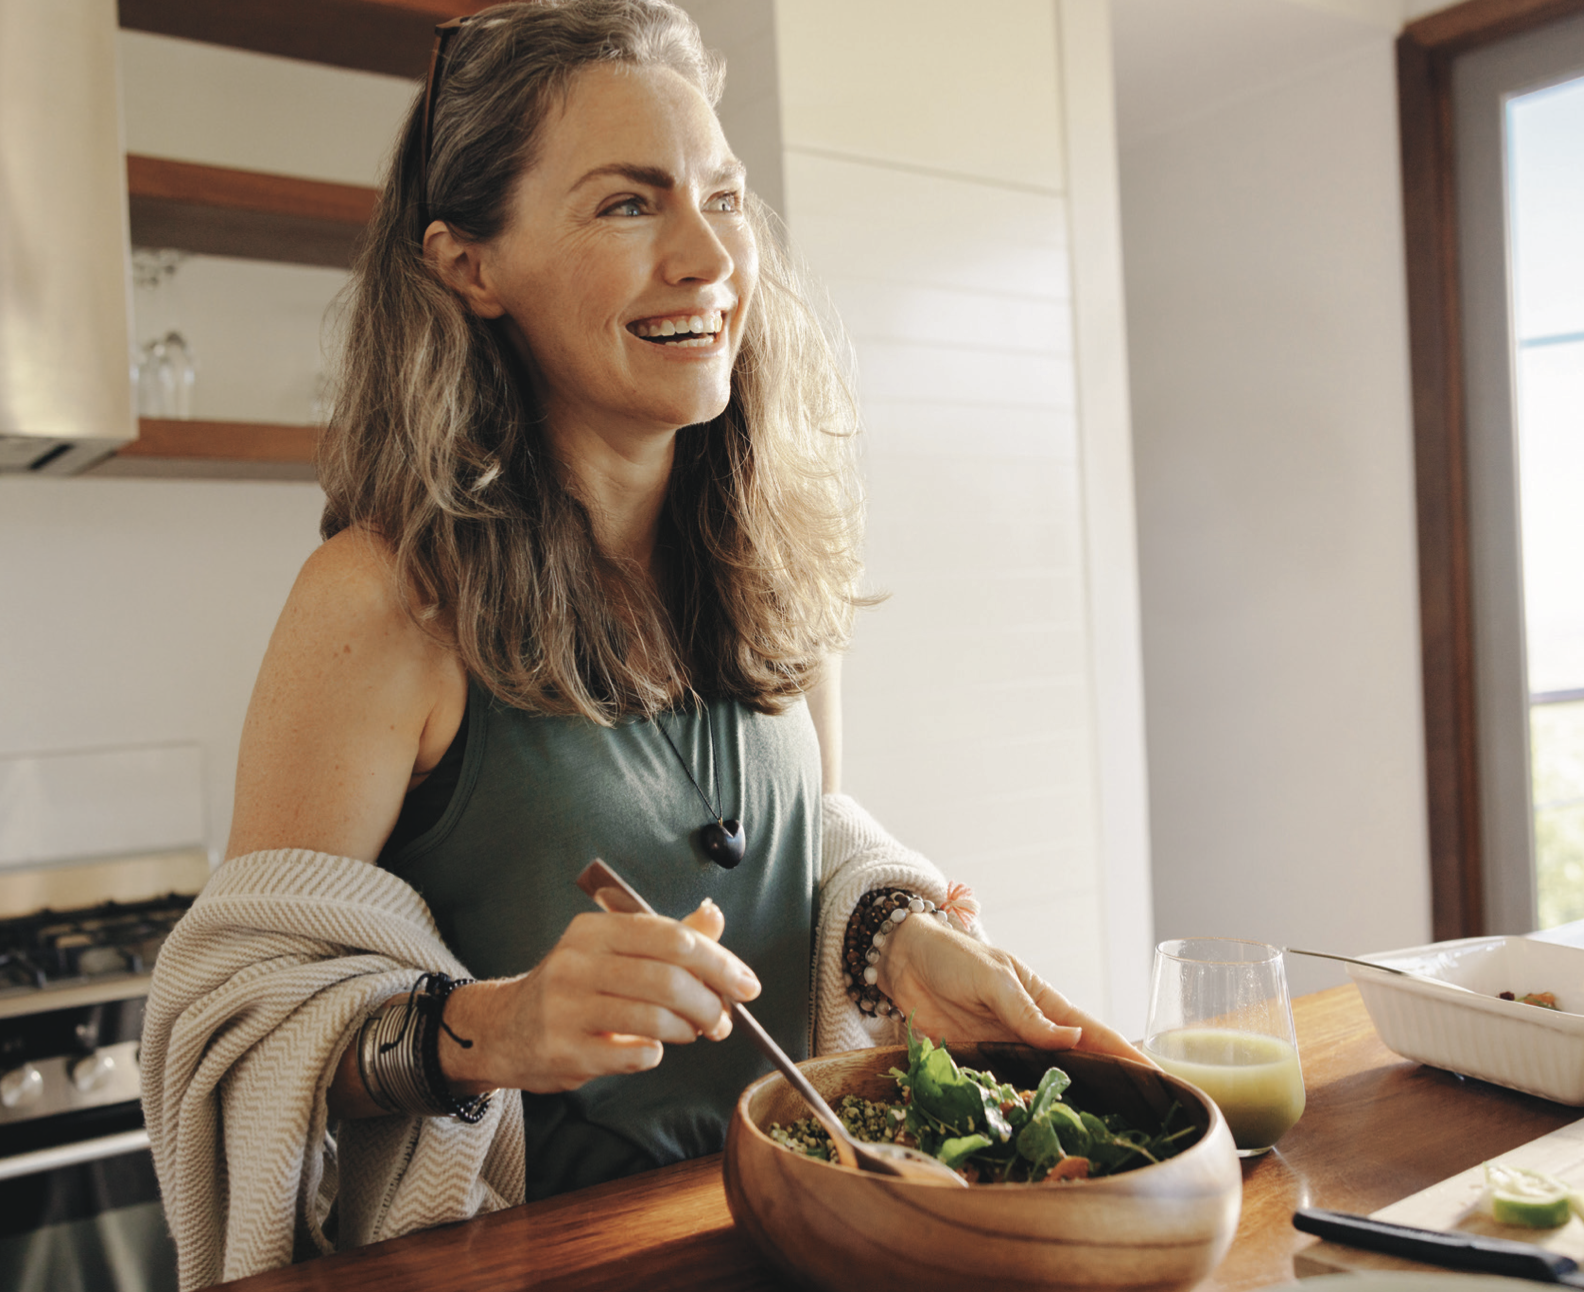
[229,531,760,1120]
[231,529,466,1118]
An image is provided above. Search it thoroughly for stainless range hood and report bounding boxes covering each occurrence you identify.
[0,0,136,474]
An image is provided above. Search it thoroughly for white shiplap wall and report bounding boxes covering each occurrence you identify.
[772,0,1150,1027]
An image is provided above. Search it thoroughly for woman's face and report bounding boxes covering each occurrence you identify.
[462,61,758,445]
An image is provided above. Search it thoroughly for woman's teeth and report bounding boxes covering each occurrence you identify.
[632,310,726,346]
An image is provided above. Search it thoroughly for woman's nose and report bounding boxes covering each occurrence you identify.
[662,204,734,284]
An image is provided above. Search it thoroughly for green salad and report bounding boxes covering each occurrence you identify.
[770,1025,1198,1184]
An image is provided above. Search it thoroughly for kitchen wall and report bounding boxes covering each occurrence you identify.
[773,0,1149,1026]
[1,3,1148,1026]
[0,35,396,866]
[1115,0,1442,994]
[0,478,324,856]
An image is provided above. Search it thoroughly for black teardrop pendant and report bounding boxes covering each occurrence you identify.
[655,706,746,871]
[699,819,745,869]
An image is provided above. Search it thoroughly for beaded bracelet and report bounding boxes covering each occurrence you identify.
[841,888,949,1018]
[356,972,492,1124]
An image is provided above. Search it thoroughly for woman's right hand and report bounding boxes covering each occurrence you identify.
[436,898,761,1096]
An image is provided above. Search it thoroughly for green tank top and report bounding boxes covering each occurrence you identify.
[381,680,821,1201]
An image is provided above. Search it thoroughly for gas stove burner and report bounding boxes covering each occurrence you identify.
[0,955,46,992]
[0,895,194,992]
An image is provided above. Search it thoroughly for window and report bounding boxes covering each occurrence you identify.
[1400,0,1584,936]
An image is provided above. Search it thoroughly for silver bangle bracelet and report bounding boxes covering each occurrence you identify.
[357,995,450,1118]
[354,975,492,1123]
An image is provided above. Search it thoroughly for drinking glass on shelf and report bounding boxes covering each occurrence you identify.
[131,248,196,419]
[1143,938,1305,1156]
[136,332,197,419]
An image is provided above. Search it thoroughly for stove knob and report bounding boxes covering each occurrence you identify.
[70,1052,116,1095]
[0,1064,43,1109]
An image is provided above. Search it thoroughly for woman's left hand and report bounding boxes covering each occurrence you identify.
[877,912,1149,1064]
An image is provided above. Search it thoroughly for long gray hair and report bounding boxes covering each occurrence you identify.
[319,0,865,723]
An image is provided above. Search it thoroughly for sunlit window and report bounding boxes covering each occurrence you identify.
[1510,74,1584,926]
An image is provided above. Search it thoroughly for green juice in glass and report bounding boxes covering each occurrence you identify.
[1144,1028,1305,1151]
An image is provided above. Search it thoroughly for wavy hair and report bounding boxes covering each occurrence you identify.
[319,0,864,724]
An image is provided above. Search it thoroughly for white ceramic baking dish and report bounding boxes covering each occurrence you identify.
[1348,935,1584,1104]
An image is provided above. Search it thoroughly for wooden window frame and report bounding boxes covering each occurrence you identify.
[1400,0,1584,939]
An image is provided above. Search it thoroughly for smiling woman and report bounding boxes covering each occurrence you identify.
[138,3,1144,1288]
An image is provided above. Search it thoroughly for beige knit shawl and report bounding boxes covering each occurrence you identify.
[142,793,945,1289]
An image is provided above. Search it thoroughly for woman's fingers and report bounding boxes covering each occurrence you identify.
[883,916,1144,1058]
[682,896,726,943]
[571,909,760,1005]
[522,1028,666,1092]
[489,901,756,1094]
[579,991,708,1047]
[1003,996,1084,1049]
[679,901,733,1037]
[605,955,733,1039]
[585,1032,666,1073]
[1024,978,1152,1063]
[539,942,724,1041]
[562,905,752,1042]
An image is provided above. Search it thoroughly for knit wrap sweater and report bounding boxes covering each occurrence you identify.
[142,792,956,1288]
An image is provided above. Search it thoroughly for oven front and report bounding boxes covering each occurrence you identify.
[0,1109,173,1292]
[0,883,200,1292]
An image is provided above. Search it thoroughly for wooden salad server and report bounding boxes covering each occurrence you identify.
[574,859,968,1188]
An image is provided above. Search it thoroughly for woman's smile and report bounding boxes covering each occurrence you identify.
[628,307,727,347]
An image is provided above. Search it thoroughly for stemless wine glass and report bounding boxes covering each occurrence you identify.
[1143,938,1305,1156]
[131,249,196,419]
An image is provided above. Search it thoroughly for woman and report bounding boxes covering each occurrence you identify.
[142,1,1140,1286]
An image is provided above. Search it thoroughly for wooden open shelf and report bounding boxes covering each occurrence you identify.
[111,0,494,471]
[128,155,377,269]
[94,419,319,480]
[117,0,489,79]
[122,418,317,462]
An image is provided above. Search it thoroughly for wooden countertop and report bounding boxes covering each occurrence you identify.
[218,984,1581,1291]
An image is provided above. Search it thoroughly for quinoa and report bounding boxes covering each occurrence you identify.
[768,1094,909,1160]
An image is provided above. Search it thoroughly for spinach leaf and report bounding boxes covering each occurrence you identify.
[1015,1112,1065,1176]
[938,1133,994,1170]
[891,1017,1196,1182]
[911,1040,989,1136]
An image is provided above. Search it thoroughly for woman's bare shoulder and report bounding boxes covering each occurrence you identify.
[273,529,449,664]
[227,528,462,861]
[288,527,406,624]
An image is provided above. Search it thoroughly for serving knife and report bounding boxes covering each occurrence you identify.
[1294,1206,1584,1286]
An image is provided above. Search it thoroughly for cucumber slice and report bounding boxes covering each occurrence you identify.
[1484,1162,1572,1228]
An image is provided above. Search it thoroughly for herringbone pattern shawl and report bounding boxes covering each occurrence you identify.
[142,851,525,1289]
[143,795,947,1288]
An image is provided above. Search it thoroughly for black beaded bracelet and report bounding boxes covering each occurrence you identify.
[415,972,492,1125]
[841,888,949,1018]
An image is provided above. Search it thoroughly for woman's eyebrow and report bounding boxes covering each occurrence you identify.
[571,160,747,192]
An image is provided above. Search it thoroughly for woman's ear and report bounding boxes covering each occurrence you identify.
[423,220,507,319]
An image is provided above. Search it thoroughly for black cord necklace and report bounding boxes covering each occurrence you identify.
[655,703,745,869]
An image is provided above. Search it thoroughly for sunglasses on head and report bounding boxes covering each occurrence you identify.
[420,15,474,207]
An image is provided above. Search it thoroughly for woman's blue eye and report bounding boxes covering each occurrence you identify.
[605,198,644,217]
[709,192,742,213]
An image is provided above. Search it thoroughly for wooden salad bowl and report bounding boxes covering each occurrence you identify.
[724,1043,1241,1292]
